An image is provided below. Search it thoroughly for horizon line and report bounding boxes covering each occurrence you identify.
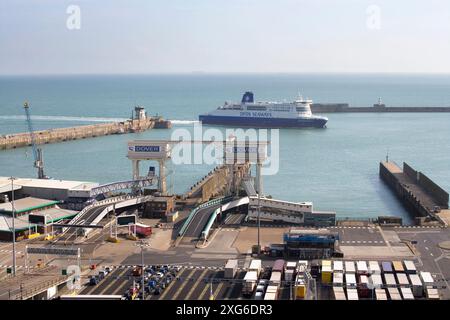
[3,71,450,77]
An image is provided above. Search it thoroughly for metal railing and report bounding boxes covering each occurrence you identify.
[178,196,233,237]
[62,195,135,234]
[11,276,67,300]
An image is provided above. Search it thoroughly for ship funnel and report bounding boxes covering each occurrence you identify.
[241,91,254,104]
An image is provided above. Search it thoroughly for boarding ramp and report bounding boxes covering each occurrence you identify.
[89,178,156,197]
[201,197,249,240]
[247,196,335,226]
[61,195,153,239]
[83,195,154,236]
[178,196,234,239]
[62,195,133,233]
[241,178,257,197]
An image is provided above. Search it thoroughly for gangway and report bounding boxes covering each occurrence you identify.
[247,196,335,227]
[242,177,257,197]
[89,178,156,197]
[201,197,249,240]
[60,195,153,240]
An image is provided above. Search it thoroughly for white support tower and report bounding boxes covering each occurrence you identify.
[128,141,171,195]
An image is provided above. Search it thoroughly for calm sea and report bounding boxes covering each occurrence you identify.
[1,74,450,222]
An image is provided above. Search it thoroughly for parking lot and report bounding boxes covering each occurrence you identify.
[79,265,294,300]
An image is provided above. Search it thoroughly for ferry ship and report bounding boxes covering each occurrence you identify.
[199,92,328,128]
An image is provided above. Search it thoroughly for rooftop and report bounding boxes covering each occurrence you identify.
[0,197,59,214]
[0,177,99,193]
[0,206,78,232]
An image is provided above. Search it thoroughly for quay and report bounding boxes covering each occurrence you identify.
[379,161,449,225]
[0,106,171,151]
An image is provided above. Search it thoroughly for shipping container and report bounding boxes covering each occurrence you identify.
[345,273,357,288]
[375,288,388,300]
[242,271,258,296]
[333,286,346,300]
[333,260,343,273]
[425,288,440,300]
[357,275,371,298]
[368,261,381,274]
[387,288,402,300]
[403,260,417,274]
[392,260,404,273]
[265,285,279,300]
[249,260,262,274]
[264,292,277,300]
[321,265,332,283]
[224,259,238,279]
[408,274,424,298]
[384,273,397,287]
[266,285,279,293]
[381,261,393,273]
[396,273,410,287]
[419,271,434,287]
[322,260,332,267]
[370,274,383,289]
[346,288,359,300]
[295,276,306,299]
[400,287,414,300]
[270,271,282,285]
[286,261,297,270]
[344,261,355,273]
[356,261,368,275]
[272,259,285,273]
[333,272,344,287]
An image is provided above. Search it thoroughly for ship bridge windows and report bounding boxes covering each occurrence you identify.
[296,106,309,112]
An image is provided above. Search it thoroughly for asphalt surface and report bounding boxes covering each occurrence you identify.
[183,205,221,238]
[57,204,110,243]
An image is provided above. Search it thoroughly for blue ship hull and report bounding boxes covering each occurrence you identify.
[199,115,327,128]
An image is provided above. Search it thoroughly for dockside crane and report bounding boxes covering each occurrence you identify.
[23,101,48,179]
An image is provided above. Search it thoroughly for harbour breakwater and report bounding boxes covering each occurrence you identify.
[379,161,449,225]
[311,103,450,113]
[0,116,172,150]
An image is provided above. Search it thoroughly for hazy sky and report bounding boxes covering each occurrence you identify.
[1,0,450,75]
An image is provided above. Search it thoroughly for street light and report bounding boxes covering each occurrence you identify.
[9,177,17,276]
[136,239,149,300]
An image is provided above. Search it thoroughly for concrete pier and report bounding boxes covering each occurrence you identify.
[0,117,171,151]
[311,103,450,113]
[379,161,449,224]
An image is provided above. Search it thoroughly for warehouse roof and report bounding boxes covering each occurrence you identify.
[0,177,99,192]
[0,197,59,214]
[0,207,78,232]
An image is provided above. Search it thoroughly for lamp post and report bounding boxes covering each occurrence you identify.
[9,177,17,276]
[136,239,148,300]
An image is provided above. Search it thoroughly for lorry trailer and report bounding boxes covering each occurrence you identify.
[224,259,238,279]
[242,271,259,297]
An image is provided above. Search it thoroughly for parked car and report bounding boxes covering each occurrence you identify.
[89,275,99,286]
[98,271,106,280]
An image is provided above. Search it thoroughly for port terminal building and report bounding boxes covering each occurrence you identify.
[0,177,99,210]
[0,196,78,241]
